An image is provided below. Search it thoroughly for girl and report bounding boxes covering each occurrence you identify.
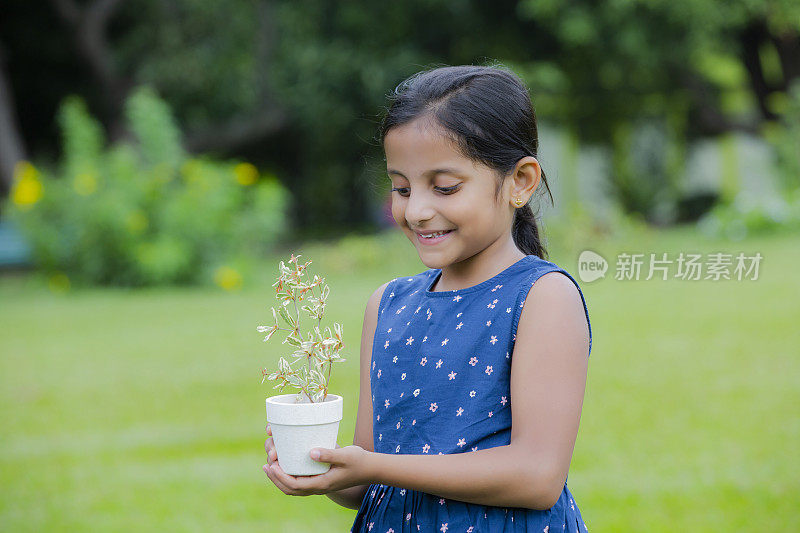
[264,63,593,532]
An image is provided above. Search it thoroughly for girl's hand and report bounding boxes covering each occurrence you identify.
[263,423,372,496]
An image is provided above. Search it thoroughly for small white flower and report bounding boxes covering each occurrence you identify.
[377,369,382,378]
[379,433,382,441]
[406,336,414,345]
[422,443,430,453]
[440,522,448,532]
[453,295,462,302]
[448,371,457,380]
[413,389,420,397]
[393,355,398,363]
[488,411,493,417]
[506,307,512,313]
[457,438,466,447]
[395,445,400,453]
[489,335,498,345]
[469,390,476,398]
[430,402,438,412]
[420,357,427,366]
[385,399,390,408]
[456,407,463,416]
[401,372,406,380]
[501,396,507,406]
[485,320,492,326]
[436,359,443,369]
[456,322,463,329]
[485,365,493,375]
[469,356,478,366]
[384,340,389,349]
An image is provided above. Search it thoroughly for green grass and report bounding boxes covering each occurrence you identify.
[1,225,798,531]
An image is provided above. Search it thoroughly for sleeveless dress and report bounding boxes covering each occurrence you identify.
[350,254,593,533]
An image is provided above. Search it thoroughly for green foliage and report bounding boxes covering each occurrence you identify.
[698,80,800,240]
[766,80,800,194]
[6,87,290,287]
[697,189,800,240]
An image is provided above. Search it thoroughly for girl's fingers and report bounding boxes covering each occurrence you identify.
[266,463,300,495]
[268,462,303,493]
[263,463,294,494]
[264,440,277,465]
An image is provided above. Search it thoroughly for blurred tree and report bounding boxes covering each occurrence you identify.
[1,0,797,229]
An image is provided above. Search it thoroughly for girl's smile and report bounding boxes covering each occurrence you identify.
[415,229,454,245]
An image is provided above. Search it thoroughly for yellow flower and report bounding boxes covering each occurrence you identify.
[73,172,97,196]
[48,272,71,293]
[11,161,43,209]
[233,162,258,186]
[214,265,243,291]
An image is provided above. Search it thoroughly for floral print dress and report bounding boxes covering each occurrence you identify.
[350,255,593,533]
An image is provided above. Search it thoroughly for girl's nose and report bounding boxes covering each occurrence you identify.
[404,191,436,227]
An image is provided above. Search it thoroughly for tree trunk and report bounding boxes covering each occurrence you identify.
[0,42,27,194]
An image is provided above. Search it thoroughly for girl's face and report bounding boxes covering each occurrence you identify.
[384,118,536,270]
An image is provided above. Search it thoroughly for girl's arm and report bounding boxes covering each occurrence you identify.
[362,272,590,510]
[324,281,390,510]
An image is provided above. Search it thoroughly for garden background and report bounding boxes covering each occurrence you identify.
[1,1,798,531]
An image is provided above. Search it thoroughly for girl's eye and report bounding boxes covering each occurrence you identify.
[391,185,459,196]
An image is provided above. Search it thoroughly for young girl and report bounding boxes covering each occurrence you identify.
[264,64,593,532]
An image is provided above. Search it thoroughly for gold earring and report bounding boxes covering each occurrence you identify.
[514,197,525,207]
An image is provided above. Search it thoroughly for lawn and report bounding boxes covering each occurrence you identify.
[1,224,797,531]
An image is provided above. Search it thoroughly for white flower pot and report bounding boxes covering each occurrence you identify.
[265,393,343,476]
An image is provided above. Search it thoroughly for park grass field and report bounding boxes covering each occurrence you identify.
[1,224,798,531]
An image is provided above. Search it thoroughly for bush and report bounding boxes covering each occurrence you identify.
[697,189,800,240]
[5,87,290,287]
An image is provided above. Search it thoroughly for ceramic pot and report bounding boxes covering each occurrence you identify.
[265,393,343,476]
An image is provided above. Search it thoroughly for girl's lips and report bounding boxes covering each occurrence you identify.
[416,230,454,245]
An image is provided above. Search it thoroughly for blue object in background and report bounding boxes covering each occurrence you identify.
[0,219,32,268]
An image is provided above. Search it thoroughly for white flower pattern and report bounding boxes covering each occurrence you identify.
[358,257,591,532]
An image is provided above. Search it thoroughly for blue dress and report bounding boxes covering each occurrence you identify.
[350,255,593,533]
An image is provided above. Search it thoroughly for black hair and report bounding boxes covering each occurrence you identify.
[377,62,554,259]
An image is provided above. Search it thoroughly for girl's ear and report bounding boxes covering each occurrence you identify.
[510,156,541,203]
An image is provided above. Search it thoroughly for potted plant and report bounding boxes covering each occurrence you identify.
[259,253,347,475]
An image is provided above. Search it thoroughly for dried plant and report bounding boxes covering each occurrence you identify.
[258,253,346,402]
